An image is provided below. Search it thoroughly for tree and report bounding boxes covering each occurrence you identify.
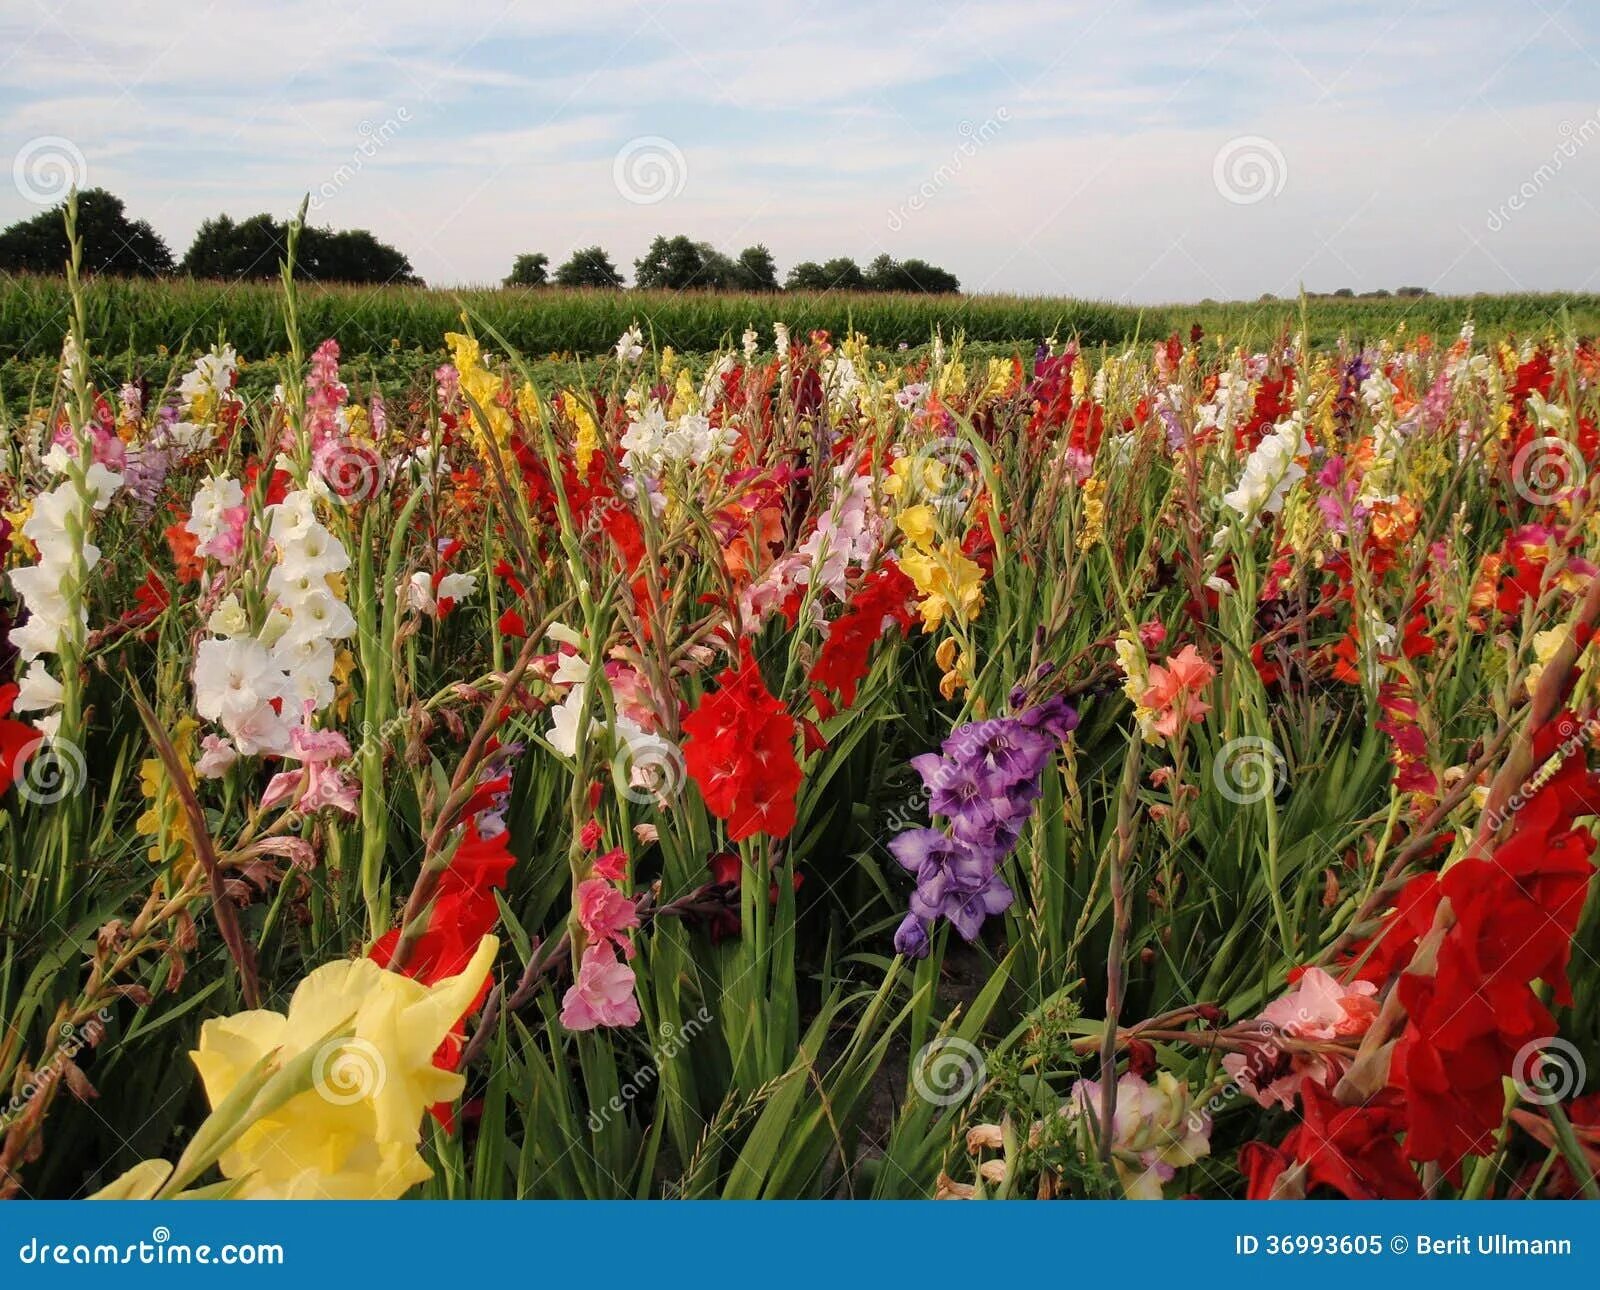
[504,252,549,287]
[785,260,830,291]
[634,234,707,290]
[818,257,866,290]
[632,235,746,290]
[695,244,739,291]
[181,214,418,284]
[732,244,780,292]
[306,227,419,285]
[863,253,899,291]
[181,214,284,279]
[554,245,624,288]
[864,253,960,294]
[787,256,871,291]
[0,188,173,277]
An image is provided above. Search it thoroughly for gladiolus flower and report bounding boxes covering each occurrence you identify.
[186,936,498,1198]
[561,945,641,1031]
[1139,644,1214,737]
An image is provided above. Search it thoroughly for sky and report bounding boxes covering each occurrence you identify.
[3,0,1600,300]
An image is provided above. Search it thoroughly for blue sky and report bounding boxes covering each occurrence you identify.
[3,0,1600,299]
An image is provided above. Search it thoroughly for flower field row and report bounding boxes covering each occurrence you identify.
[1,232,1598,1201]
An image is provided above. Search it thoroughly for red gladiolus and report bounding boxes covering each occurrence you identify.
[682,640,803,841]
[1241,1080,1420,1199]
[1390,710,1598,1169]
[808,562,917,713]
[1295,1081,1423,1199]
[0,684,39,798]
[370,821,515,1125]
[1375,681,1437,798]
[1344,871,1442,988]
[1238,1138,1296,1200]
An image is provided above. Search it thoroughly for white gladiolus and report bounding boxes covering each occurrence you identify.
[13,660,65,712]
[185,475,245,547]
[190,488,353,759]
[619,404,736,474]
[1221,415,1308,520]
[7,462,121,733]
[615,324,644,363]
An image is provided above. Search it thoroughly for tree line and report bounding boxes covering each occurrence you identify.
[0,191,961,294]
[508,235,959,293]
[0,189,420,285]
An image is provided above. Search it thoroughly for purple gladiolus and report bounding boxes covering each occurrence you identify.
[888,697,1076,956]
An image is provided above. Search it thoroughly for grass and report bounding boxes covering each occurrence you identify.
[4,273,1600,370]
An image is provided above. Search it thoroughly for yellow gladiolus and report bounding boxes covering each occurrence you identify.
[899,541,985,633]
[896,503,937,551]
[185,935,498,1199]
[568,395,600,477]
[445,332,512,456]
[883,455,945,500]
[135,716,200,873]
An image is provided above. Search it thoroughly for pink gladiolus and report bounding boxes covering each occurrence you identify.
[560,945,641,1031]
[1222,967,1380,1109]
[576,878,639,959]
[1140,644,1215,737]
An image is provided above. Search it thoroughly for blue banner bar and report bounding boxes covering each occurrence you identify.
[3,1201,1592,1285]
